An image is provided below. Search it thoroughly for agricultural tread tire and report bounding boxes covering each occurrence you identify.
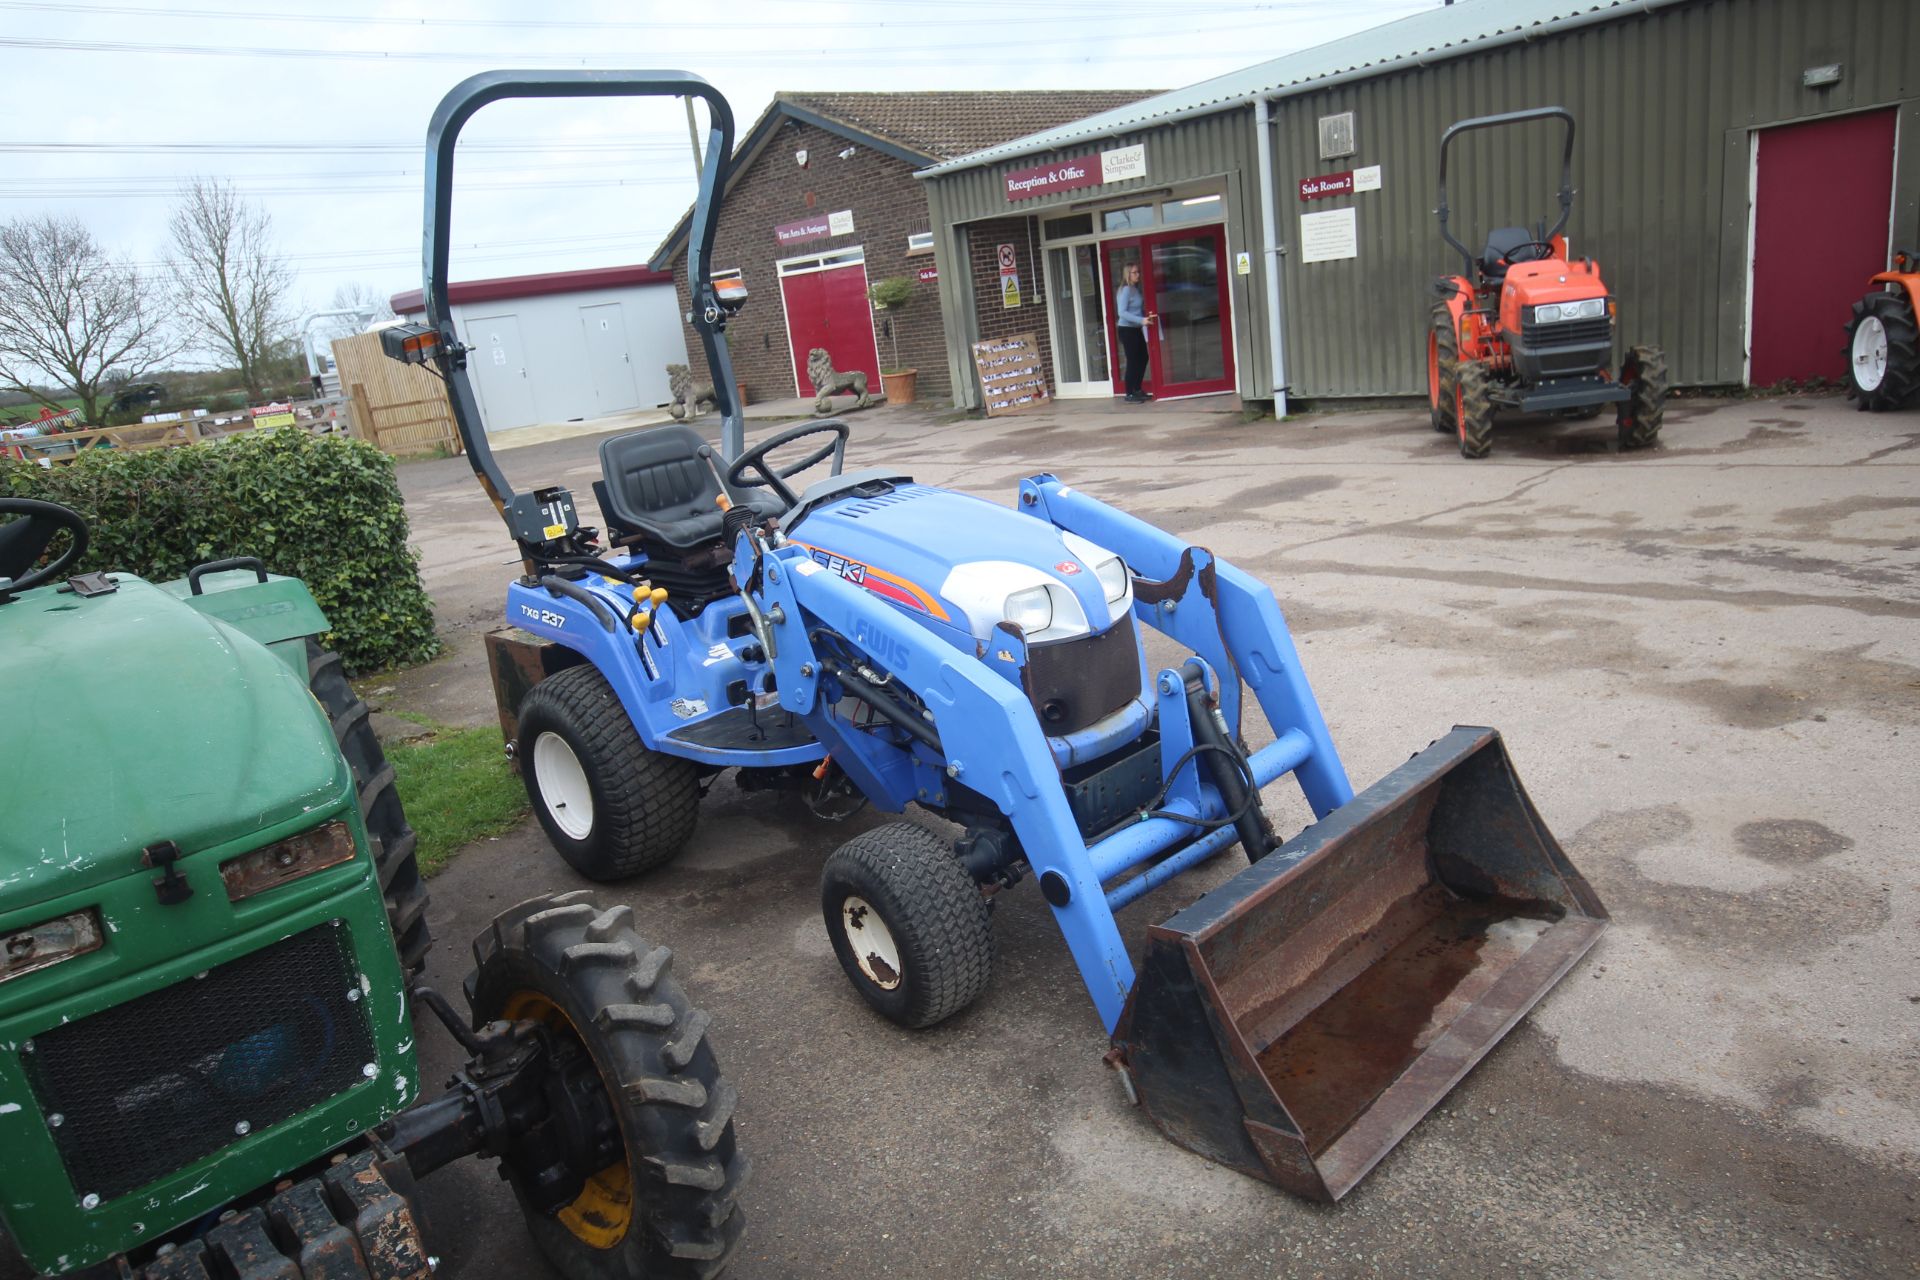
[820,822,993,1029]
[468,891,748,1280]
[1456,361,1495,460]
[1845,289,1920,411]
[1428,304,1459,434]
[517,665,700,881]
[1616,344,1668,450]
[308,638,430,974]
[122,1148,431,1279]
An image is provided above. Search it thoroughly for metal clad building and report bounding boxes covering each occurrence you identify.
[921,0,1919,408]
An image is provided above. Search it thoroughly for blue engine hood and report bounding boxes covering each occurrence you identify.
[786,482,1120,643]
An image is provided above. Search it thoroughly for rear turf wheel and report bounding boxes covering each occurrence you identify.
[1427,304,1459,435]
[469,891,748,1280]
[820,823,993,1029]
[1845,289,1920,411]
[1616,344,1669,450]
[307,637,430,973]
[1456,361,1495,459]
[517,665,700,881]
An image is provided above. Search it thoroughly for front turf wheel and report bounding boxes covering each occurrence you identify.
[1427,304,1459,434]
[307,638,430,972]
[1456,360,1495,459]
[518,665,700,881]
[1845,289,1920,411]
[1616,344,1669,450]
[820,823,993,1029]
[469,891,748,1280]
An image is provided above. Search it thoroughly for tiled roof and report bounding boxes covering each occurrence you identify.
[776,90,1161,162]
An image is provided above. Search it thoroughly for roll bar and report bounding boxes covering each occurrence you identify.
[418,70,742,516]
[1435,106,1576,280]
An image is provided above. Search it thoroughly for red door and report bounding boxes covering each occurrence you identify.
[779,262,882,397]
[1750,108,1898,385]
[1102,226,1235,399]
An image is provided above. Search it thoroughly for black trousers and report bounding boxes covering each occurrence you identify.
[1118,326,1148,396]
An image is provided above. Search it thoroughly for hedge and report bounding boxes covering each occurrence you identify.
[1,429,440,673]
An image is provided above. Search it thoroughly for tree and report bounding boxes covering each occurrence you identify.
[328,280,395,322]
[0,214,178,425]
[168,177,294,400]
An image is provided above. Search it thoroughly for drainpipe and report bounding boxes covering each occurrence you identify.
[1253,95,1288,419]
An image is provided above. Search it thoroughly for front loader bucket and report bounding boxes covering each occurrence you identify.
[1112,726,1606,1201]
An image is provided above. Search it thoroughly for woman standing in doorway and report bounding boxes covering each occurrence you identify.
[1115,262,1156,403]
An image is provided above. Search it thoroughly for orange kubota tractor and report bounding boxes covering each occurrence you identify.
[1426,107,1667,458]
[1845,246,1920,410]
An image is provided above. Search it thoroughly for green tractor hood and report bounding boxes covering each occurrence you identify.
[0,576,345,912]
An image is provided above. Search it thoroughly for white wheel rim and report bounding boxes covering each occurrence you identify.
[1853,316,1888,391]
[532,731,594,840]
[839,895,903,990]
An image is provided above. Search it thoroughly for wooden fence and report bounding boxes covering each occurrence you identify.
[330,330,462,457]
[0,415,260,465]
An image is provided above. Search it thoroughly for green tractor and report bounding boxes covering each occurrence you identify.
[0,498,747,1280]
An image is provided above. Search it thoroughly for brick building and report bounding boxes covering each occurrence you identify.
[649,90,1153,406]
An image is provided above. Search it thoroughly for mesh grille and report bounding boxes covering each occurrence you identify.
[21,921,376,1202]
[1026,620,1142,736]
[1521,316,1612,348]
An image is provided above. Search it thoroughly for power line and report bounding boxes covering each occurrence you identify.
[0,137,689,156]
[0,31,1265,65]
[0,0,1312,28]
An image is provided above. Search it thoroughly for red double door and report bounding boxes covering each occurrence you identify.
[779,263,882,397]
[1749,108,1898,385]
[1101,225,1235,399]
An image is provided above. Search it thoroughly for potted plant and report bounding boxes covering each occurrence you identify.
[869,276,918,405]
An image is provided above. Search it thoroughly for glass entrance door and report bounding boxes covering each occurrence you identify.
[1044,244,1111,397]
[1101,226,1234,399]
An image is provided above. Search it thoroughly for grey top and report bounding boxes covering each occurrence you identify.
[1115,283,1146,329]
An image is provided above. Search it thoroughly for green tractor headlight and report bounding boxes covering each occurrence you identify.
[218,820,357,902]
[0,908,104,984]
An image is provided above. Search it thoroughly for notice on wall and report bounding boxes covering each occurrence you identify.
[828,208,855,236]
[998,242,1021,308]
[917,265,939,282]
[972,332,1050,417]
[1353,164,1382,192]
[250,402,296,429]
[776,215,832,245]
[1004,143,1149,202]
[1298,207,1358,263]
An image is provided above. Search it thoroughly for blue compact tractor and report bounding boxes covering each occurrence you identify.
[387,71,1609,1202]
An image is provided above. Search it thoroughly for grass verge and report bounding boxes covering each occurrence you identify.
[387,723,528,875]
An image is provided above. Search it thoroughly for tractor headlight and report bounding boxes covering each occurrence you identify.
[1004,586,1054,633]
[219,820,358,902]
[1534,298,1606,324]
[1092,554,1129,606]
[0,908,104,985]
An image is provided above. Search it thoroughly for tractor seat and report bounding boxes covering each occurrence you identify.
[593,424,782,559]
[1479,226,1543,281]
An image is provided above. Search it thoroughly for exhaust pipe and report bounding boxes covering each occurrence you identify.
[1112,726,1606,1201]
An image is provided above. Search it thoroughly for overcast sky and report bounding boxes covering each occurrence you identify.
[5,0,1434,340]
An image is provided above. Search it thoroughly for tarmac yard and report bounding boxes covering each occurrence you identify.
[378,392,1917,1279]
[7,393,1910,1279]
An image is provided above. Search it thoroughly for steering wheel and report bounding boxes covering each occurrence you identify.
[0,497,89,596]
[1502,240,1558,265]
[723,420,851,510]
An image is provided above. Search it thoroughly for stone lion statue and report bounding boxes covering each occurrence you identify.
[807,348,871,414]
[666,363,716,420]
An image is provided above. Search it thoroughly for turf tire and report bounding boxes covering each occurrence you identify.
[1616,344,1668,450]
[1428,304,1459,434]
[1456,360,1495,459]
[1844,288,1920,411]
[307,637,430,973]
[517,665,700,881]
[468,891,748,1280]
[820,822,993,1029]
